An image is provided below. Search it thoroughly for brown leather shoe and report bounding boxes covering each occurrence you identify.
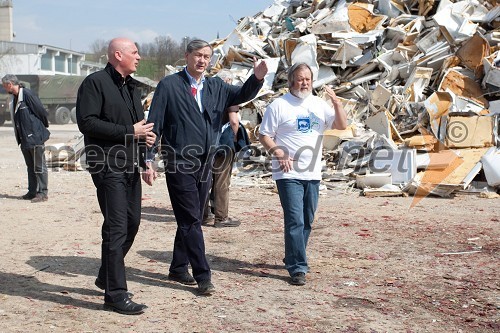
[214,218,241,228]
[202,212,215,226]
[31,194,48,203]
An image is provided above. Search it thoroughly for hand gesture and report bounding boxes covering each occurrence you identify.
[142,161,157,186]
[134,120,156,148]
[145,131,156,148]
[253,57,268,81]
[272,147,294,173]
[133,119,153,138]
[324,85,339,103]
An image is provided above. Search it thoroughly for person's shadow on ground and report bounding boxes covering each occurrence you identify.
[23,254,199,301]
[0,270,101,311]
[0,193,25,200]
[141,205,176,223]
[22,249,287,307]
[137,250,287,282]
[137,207,287,281]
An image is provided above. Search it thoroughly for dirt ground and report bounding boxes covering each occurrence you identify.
[0,122,498,333]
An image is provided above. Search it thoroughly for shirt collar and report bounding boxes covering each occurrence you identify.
[184,67,205,87]
[105,63,135,88]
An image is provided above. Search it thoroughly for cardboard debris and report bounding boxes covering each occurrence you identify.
[445,116,495,148]
[415,148,489,192]
[438,69,489,107]
[65,0,500,201]
[456,32,490,78]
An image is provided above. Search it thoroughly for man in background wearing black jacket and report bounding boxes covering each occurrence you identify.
[76,37,155,315]
[2,74,50,203]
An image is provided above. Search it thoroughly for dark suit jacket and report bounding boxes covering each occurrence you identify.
[217,122,251,156]
[10,87,50,149]
[148,69,263,167]
[76,63,145,172]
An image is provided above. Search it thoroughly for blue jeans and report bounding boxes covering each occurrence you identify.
[276,179,319,276]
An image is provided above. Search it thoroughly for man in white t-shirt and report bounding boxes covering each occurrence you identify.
[259,62,347,286]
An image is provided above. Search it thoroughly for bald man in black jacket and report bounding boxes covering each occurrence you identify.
[76,37,155,315]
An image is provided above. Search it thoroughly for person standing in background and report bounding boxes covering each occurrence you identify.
[203,104,243,228]
[2,74,50,203]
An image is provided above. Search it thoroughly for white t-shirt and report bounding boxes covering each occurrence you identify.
[259,92,335,180]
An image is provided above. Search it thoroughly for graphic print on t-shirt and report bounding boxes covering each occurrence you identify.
[297,112,321,133]
[297,116,311,133]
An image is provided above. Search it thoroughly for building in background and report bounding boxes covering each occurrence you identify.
[0,0,13,42]
[0,41,86,76]
[0,0,12,125]
[0,0,154,126]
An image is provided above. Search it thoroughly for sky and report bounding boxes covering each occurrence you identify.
[10,0,275,53]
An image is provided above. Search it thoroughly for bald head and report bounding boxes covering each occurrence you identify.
[107,37,141,77]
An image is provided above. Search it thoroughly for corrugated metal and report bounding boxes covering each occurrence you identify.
[0,41,39,54]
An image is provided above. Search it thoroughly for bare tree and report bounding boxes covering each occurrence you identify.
[86,36,197,80]
[88,39,109,63]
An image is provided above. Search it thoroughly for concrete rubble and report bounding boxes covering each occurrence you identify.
[53,0,500,199]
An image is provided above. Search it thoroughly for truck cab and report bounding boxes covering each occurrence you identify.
[0,74,156,126]
[0,84,10,126]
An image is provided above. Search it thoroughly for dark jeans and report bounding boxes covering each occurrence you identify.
[166,163,212,283]
[91,168,142,303]
[21,145,48,196]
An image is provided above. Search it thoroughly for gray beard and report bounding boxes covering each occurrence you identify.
[292,89,312,99]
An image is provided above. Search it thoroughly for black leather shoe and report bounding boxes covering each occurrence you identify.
[290,272,306,286]
[104,297,147,315]
[197,280,215,295]
[95,278,105,290]
[22,192,36,200]
[95,278,134,298]
[168,272,197,285]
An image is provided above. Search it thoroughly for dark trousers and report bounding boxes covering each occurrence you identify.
[166,163,212,283]
[204,150,234,221]
[91,168,142,303]
[21,146,48,196]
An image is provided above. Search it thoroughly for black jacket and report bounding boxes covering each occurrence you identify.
[11,87,50,149]
[216,122,251,156]
[148,69,263,166]
[76,63,145,172]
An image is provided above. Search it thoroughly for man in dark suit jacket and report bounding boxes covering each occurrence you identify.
[76,37,156,315]
[2,74,50,203]
[144,39,268,295]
